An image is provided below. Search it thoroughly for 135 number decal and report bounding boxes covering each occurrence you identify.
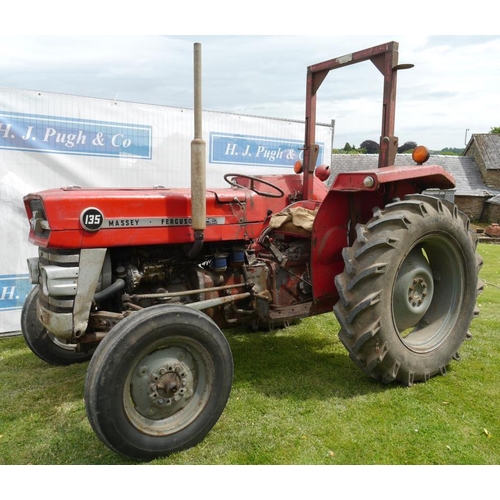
[80,207,104,232]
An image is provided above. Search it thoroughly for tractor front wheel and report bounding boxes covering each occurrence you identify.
[84,304,233,461]
[21,286,95,365]
[334,195,482,386]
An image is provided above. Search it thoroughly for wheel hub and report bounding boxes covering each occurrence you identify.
[148,364,190,407]
[393,247,434,333]
[130,349,196,421]
[408,277,429,307]
[157,372,181,397]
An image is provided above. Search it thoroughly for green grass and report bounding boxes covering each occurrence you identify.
[1,242,500,465]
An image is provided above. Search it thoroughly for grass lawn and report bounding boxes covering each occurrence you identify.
[1,242,499,466]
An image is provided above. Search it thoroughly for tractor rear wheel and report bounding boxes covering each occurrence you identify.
[333,195,483,386]
[84,304,233,461]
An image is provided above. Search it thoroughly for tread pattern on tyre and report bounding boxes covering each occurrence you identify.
[333,194,482,386]
[84,304,234,462]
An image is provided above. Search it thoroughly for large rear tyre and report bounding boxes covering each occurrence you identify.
[333,195,483,386]
[21,286,94,365]
[84,304,234,461]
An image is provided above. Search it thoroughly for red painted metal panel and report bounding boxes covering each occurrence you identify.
[330,165,456,192]
[23,174,329,249]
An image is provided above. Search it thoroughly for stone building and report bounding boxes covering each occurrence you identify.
[463,134,500,221]
[464,134,500,188]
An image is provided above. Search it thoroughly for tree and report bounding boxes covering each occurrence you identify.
[439,147,464,155]
[398,141,417,153]
[490,127,500,134]
[359,140,379,154]
[343,142,353,151]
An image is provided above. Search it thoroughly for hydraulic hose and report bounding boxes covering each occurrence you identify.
[94,278,125,303]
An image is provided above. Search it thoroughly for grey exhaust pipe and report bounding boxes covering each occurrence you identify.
[188,42,206,258]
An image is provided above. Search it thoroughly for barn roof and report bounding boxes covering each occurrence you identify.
[464,134,500,170]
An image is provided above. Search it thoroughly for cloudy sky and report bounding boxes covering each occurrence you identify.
[1,34,499,151]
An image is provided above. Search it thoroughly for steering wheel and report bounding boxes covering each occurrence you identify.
[223,173,285,198]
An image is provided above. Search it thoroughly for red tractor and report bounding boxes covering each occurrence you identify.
[21,42,482,461]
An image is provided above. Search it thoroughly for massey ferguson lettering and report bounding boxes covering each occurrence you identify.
[103,216,225,229]
[160,218,192,226]
[107,219,141,227]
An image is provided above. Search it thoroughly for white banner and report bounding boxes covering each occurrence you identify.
[0,87,333,332]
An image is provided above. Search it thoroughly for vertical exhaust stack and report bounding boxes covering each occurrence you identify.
[189,42,206,257]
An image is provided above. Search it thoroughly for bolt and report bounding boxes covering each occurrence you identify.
[363,176,375,188]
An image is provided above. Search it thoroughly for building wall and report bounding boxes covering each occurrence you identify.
[464,136,500,188]
[483,171,500,187]
[454,195,485,221]
[483,203,500,223]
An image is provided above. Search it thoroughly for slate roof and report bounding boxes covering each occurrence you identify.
[464,134,500,170]
[328,154,500,198]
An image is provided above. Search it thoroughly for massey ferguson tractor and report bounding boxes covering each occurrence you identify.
[21,41,482,461]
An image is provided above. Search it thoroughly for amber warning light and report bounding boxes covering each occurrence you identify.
[412,145,430,165]
[293,160,303,174]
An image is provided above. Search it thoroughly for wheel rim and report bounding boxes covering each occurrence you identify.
[393,246,435,332]
[47,332,79,352]
[33,293,79,353]
[392,235,464,353]
[124,336,214,436]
